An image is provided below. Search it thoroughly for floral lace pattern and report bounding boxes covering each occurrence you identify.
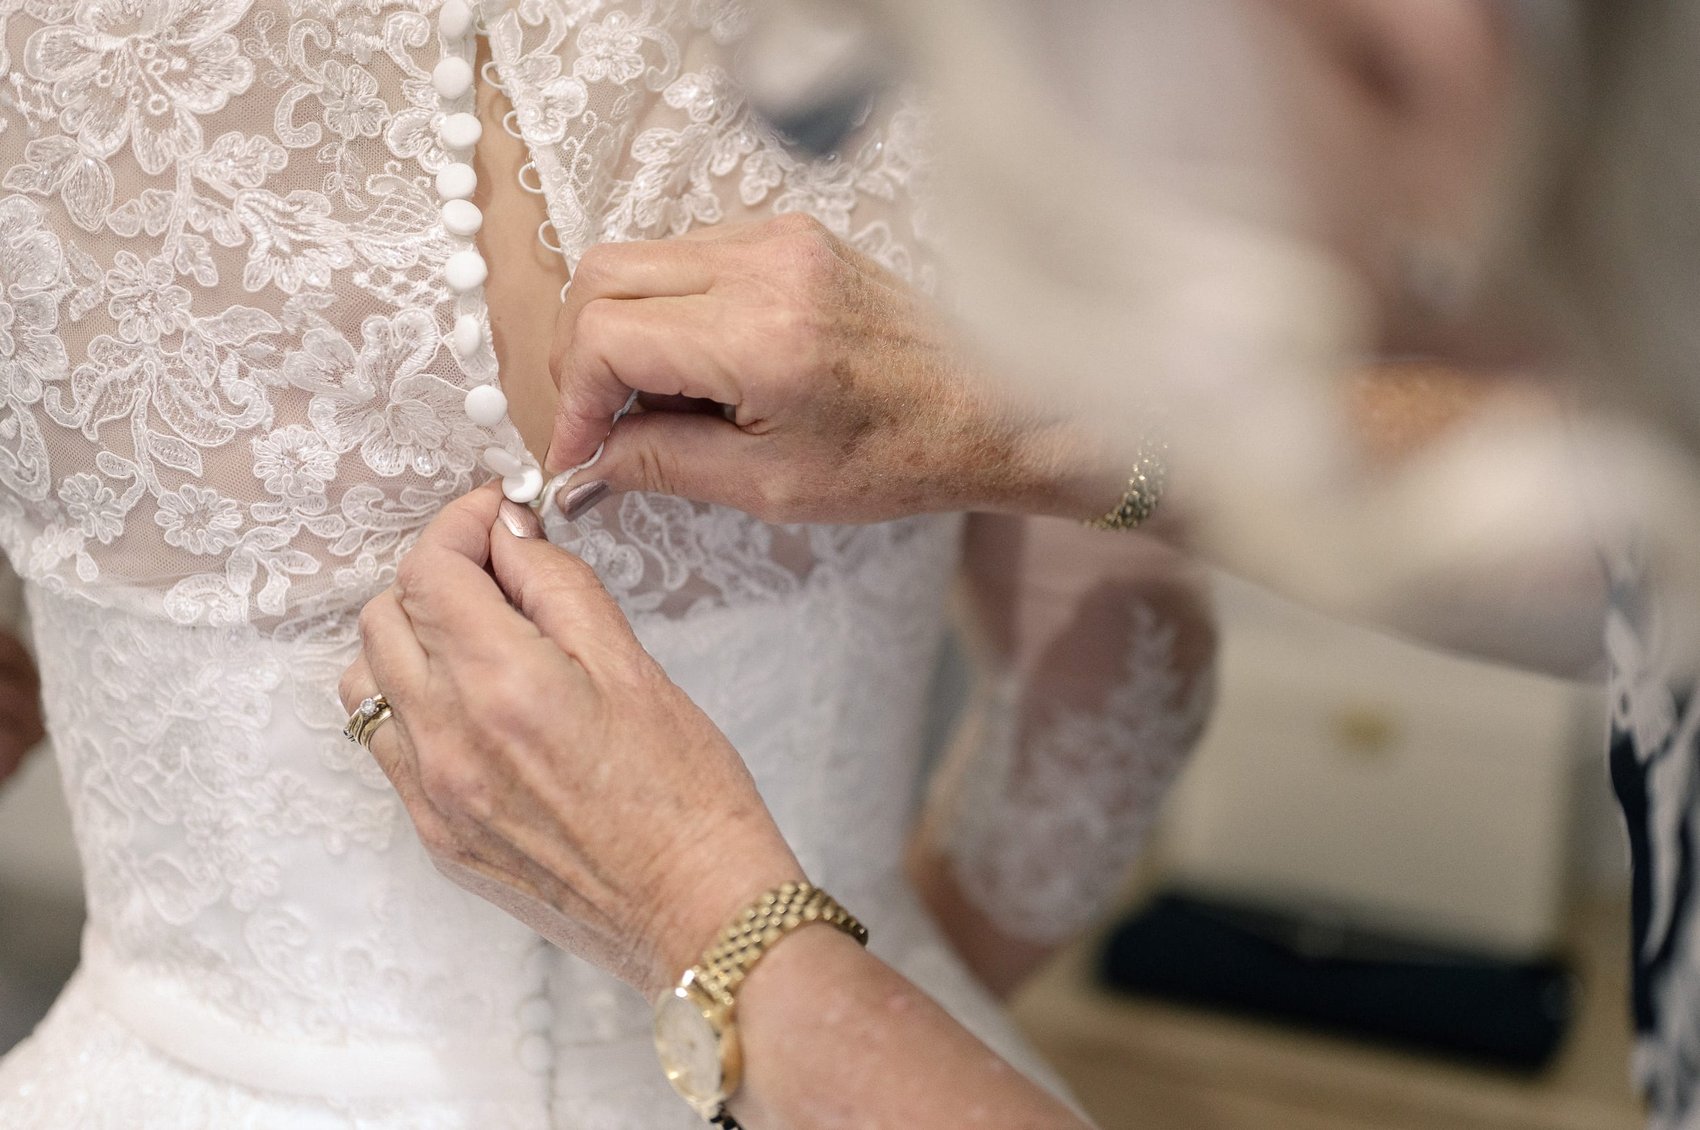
[0,2,1086,1126]
[0,0,478,625]
[943,601,1216,944]
[18,587,549,1037]
[0,0,936,628]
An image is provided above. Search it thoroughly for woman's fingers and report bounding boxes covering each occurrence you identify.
[355,589,429,705]
[411,480,505,567]
[338,650,377,715]
[336,645,419,806]
[394,486,543,661]
[545,295,736,473]
[580,409,779,516]
[562,239,720,334]
[545,235,726,471]
[487,521,637,661]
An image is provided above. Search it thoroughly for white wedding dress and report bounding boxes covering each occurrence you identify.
[0,1,1209,1125]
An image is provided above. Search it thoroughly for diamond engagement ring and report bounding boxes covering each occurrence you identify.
[343,694,394,749]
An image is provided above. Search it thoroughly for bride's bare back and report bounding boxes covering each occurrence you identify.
[472,35,561,462]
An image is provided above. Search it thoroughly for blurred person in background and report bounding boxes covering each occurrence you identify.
[342,2,1700,1128]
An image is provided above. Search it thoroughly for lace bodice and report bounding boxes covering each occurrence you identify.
[0,0,933,627]
[0,3,1212,1126]
[0,4,1023,1127]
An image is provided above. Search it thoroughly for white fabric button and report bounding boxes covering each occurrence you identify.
[441,198,482,238]
[444,248,487,293]
[463,384,508,427]
[439,112,482,150]
[432,56,474,100]
[518,1034,551,1076]
[518,997,555,1034]
[502,466,544,505]
[483,446,525,477]
[451,313,483,359]
[436,162,476,200]
[438,0,474,38]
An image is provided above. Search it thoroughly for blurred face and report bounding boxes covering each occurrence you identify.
[846,0,1651,624]
[969,0,1522,360]
[754,0,1699,667]
[1259,0,1521,356]
[758,0,1523,363]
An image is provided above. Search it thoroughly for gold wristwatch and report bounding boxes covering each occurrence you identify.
[652,881,868,1126]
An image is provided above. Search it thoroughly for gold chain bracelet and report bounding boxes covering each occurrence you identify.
[1085,437,1169,531]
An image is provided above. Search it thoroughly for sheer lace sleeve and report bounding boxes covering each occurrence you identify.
[915,514,1217,966]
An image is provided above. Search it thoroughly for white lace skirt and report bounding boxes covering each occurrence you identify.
[0,882,1071,1129]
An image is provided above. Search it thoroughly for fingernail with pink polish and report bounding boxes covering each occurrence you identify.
[558,480,610,522]
[498,499,544,539]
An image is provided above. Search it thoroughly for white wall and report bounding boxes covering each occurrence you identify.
[1159,575,1618,959]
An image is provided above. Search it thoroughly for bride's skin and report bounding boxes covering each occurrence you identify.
[472,38,565,461]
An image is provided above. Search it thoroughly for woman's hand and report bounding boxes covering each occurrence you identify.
[340,484,804,999]
[342,490,1096,1129]
[0,631,44,787]
[544,214,1127,525]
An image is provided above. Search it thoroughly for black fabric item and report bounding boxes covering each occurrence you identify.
[1098,893,1574,1073]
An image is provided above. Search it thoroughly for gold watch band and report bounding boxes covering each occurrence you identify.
[691,882,869,1008]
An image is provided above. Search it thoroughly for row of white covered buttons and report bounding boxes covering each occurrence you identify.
[517,943,555,1077]
[434,0,545,504]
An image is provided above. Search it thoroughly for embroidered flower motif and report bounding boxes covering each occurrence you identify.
[488,49,588,147]
[0,0,939,640]
[306,311,481,479]
[58,471,125,544]
[24,0,255,175]
[232,189,355,294]
[774,166,858,237]
[104,251,191,344]
[0,0,26,74]
[315,59,387,142]
[614,69,759,236]
[574,10,648,84]
[0,195,69,404]
[155,482,242,555]
[251,424,337,501]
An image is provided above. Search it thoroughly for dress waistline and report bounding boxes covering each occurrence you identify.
[79,928,549,1103]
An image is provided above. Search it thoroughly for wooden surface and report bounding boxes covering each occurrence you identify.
[1011,896,1642,1130]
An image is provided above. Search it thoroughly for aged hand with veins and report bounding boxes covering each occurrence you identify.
[341,484,1096,1129]
[340,483,803,1000]
[542,214,1128,526]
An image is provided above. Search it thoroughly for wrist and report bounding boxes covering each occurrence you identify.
[733,916,869,1023]
[639,835,807,1001]
[993,418,1134,522]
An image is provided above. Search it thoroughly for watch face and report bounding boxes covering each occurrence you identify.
[654,986,726,1105]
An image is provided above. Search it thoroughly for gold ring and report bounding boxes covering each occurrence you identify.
[343,693,393,748]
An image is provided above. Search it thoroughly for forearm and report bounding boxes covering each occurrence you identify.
[730,925,1093,1130]
[915,519,1215,989]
